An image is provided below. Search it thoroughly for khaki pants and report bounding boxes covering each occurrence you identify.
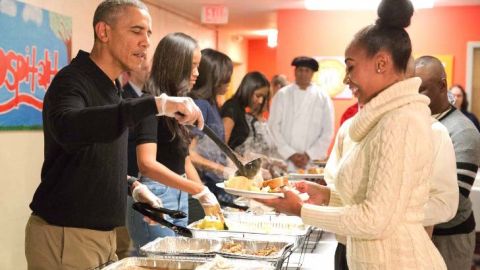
[433,231,475,270]
[114,226,132,259]
[25,214,118,270]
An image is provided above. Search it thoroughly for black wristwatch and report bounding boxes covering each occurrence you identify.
[127,176,138,196]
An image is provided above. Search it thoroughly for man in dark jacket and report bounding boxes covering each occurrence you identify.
[25,1,205,269]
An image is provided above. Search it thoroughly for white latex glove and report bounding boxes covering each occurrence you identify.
[192,187,219,206]
[192,187,223,219]
[132,183,164,226]
[155,93,204,129]
[132,183,163,209]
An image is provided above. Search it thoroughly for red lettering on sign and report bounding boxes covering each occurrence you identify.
[0,46,59,113]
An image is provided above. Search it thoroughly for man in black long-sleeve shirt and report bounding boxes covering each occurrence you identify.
[25,1,205,269]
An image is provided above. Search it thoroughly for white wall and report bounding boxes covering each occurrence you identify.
[0,1,227,269]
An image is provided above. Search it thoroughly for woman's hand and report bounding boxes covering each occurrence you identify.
[294,181,330,206]
[193,187,226,223]
[256,187,303,216]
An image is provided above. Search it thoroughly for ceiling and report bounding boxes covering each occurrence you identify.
[146,0,480,36]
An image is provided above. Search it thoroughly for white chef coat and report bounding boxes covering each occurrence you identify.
[268,83,334,170]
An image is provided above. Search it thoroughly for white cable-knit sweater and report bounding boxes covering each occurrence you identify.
[301,78,446,269]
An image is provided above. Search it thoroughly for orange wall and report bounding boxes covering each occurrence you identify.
[245,5,480,151]
[247,38,277,80]
[276,6,480,88]
[409,6,480,86]
[246,6,480,130]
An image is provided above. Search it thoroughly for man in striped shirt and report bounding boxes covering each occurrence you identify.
[415,55,480,270]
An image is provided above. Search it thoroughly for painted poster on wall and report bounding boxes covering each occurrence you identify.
[0,0,71,130]
[313,57,352,100]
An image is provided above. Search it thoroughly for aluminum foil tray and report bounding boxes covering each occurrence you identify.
[102,256,274,270]
[101,256,205,270]
[140,237,221,257]
[188,214,310,247]
[218,238,293,261]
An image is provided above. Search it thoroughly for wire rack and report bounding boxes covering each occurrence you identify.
[280,228,324,270]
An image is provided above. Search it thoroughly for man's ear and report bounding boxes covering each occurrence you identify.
[94,21,109,42]
[440,78,448,90]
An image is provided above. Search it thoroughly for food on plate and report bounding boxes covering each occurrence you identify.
[307,167,324,174]
[297,167,324,174]
[224,176,261,191]
[262,176,288,192]
[195,216,226,230]
[224,175,292,194]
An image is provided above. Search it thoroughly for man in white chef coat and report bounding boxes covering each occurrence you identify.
[268,56,334,171]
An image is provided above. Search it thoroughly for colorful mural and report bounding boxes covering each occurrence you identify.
[0,0,71,130]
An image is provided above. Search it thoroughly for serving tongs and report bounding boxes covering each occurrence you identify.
[132,202,193,237]
[219,200,249,211]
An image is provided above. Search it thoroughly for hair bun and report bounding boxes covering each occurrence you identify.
[376,0,414,28]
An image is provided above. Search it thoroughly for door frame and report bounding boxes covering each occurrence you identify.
[466,41,480,111]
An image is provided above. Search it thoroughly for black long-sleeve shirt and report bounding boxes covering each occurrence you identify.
[30,50,157,230]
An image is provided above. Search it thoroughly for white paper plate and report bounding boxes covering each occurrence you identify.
[216,183,283,199]
[287,173,324,180]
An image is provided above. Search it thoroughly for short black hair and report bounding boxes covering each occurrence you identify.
[291,56,319,72]
[93,0,148,37]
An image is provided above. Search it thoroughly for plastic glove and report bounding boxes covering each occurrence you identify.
[155,93,204,129]
[132,183,164,225]
[132,183,163,209]
[192,187,223,219]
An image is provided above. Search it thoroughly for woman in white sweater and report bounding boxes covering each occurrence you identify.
[258,0,446,269]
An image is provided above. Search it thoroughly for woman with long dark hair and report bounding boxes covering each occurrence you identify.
[259,0,446,268]
[188,48,236,206]
[126,33,221,253]
[220,71,271,151]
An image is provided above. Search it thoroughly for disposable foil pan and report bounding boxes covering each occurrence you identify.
[140,237,221,257]
[101,256,205,269]
[188,214,310,247]
[102,256,274,270]
[218,238,293,261]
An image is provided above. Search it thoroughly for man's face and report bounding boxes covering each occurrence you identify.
[105,6,152,73]
[414,64,443,114]
[294,66,314,87]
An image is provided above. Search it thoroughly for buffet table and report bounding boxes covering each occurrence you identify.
[470,186,480,231]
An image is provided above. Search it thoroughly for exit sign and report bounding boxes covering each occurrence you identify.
[201,5,229,24]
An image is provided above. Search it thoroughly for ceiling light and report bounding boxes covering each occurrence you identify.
[267,30,278,48]
[305,0,435,10]
[252,29,278,48]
